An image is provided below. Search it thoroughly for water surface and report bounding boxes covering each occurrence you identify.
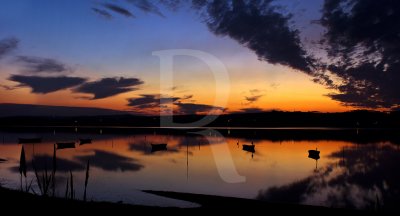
[0,127,399,211]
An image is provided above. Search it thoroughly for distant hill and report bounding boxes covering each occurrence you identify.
[0,103,128,117]
[1,103,400,128]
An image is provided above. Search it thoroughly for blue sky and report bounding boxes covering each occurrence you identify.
[0,0,352,114]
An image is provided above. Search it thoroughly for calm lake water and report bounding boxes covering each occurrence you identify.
[0,127,399,210]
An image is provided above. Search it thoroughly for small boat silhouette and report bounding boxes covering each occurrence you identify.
[56,142,75,150]
[308,148,320,160]
[18,138,42,144]
[242,142,255,153]
[79,138,92,145]
[151,143,167,152]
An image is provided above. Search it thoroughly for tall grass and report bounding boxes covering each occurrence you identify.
[52,144,57,197]
[32,160,53,196]
[19,145,34,192]
[19,145,26,191]
[18,142,90,201]
[83,160,90,201]
[64,171,75,200]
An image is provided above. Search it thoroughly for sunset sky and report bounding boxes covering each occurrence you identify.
[1,0,395,115]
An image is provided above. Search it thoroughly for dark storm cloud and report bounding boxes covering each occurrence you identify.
[320,0,400,109]
[174,102,225,115]
[75,77,143,99]
[92,7,112,19]
[8,75,87,94]
[102,3,135,18]
[16,56,70,74]
[0,37,18,59]
[193,0,317,74]
[126,0,165,17]
[127,94,180,109]
[75,150,143,172]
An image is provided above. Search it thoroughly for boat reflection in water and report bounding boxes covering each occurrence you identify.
[56,142,76,150]
[1,128,400,211]
[79,138,92,145]
[151,143,167,153]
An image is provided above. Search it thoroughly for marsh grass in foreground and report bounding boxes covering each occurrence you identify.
[18,144,90,201]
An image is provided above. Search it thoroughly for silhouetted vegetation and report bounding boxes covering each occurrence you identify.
[1,110,400,128]
[0,186,376,214]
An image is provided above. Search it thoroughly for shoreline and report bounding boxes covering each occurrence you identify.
[2,125,400,130]
[0,186,376,214]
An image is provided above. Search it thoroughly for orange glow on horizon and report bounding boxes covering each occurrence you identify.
[0,64,354,114]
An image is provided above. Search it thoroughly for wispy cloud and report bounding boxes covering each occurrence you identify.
[182,94,193,100]
[270,83,280,89]
[127,94,180,109]
[0,37,18,59]
[16,56,71,74]
[245,95,263,104]
[235,108,266,114]
[174,102,226,115]
[0,84,18,91]
[126,0,165,17]
[92,7,112,19]
[102,3,135,18]
[243,89,265,105]
[127,94,223,115]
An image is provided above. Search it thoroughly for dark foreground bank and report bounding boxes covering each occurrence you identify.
[0,187,377,214]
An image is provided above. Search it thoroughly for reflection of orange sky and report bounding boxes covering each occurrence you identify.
[0,132,356,198]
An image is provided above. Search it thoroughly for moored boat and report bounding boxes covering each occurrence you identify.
[308,149,320,160]
[242,144,255,153]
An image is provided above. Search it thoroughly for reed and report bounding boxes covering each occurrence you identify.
[17,142,90,202]
[52,144,57,197]
[65,178,69,199]
[32,160,53,196]
[83,160,90,201]
[19,145,27,191]
[69,171,74,200]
